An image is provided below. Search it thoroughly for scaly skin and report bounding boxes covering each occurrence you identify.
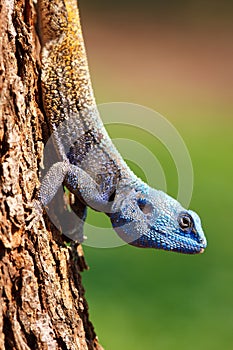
[34,0,207,254]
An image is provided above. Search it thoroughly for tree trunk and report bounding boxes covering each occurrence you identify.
[0,0,103,349]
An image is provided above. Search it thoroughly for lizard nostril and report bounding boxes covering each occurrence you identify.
[199,237,206,245]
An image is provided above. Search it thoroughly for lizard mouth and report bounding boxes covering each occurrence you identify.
[152,228,207,254]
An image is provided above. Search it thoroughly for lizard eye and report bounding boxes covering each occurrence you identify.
[137,199,153,215]
[178,213,194,232]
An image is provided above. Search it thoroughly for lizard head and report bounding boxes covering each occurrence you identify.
[110,185,207,254]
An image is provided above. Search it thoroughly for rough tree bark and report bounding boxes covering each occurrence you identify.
[0,1,103,349]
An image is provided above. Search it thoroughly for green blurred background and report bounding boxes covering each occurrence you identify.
[78,1,233,349]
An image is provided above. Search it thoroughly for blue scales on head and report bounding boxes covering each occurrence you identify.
[110,183,207,254]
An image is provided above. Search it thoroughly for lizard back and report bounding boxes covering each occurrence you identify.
[39,0,137,193]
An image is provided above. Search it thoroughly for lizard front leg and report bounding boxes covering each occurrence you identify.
[64,164,111,213]
[37,160,70,207]
[26,160,110,229]
[26,160,70,229]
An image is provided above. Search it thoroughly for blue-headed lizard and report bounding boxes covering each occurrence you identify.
[29,0,207,254]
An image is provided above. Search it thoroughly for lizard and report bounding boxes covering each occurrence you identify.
[30,0,207,254]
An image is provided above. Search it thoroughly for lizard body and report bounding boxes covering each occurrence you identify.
[35,0,207,254]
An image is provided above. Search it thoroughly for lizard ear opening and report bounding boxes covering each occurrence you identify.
[137,199,153,215]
